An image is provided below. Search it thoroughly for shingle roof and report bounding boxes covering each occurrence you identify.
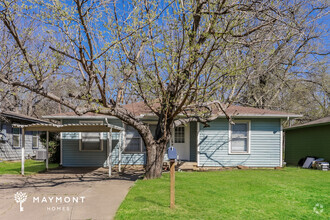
[1,111,49,124]
[284,116,330,130]
[123,101,300,118]
[44,101,301,119]
[45,112,110,117]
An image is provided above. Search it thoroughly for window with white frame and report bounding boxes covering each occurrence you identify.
[79,132,103,151]
[229,121,250,154]
[32,131,39,148]
[124,125,145,153]
[12,128,20,148]
[174,126,185,143]
[79,121,103,151]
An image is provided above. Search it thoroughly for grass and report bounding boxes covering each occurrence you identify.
[0,159,59,175]
[116,167,330,219]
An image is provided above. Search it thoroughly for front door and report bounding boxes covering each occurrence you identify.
[172,124,190,161]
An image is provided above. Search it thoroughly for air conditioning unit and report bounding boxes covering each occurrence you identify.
[36,150,47,160]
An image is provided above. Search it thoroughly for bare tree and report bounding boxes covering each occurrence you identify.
[0,0,327,178]
[235,6,329,112]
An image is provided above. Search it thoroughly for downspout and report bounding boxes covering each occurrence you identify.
[281,116,290,167]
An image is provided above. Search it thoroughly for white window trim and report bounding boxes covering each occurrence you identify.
[32,131,39,149]
[123,124,147,154]
[79,132,104,152]
[12,127,21,148]
[228,120,251,155]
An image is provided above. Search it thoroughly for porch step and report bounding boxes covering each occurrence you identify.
[177,162,198,171]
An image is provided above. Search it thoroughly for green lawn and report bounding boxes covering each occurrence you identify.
[116,167,329,219]
[0,159,58,175]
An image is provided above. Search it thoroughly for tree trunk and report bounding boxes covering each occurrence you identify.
[144,141,168,179]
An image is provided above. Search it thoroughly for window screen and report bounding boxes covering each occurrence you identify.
[32,131,38,148]
[12,128,20,148]
[124,126,145,153]
[174,127,185,143]
[231,123,249,153]
[125,138,142,153]
[80,132,102,151]
[79,121,103,151]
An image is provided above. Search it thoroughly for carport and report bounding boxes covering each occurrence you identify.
[13,121,125,177]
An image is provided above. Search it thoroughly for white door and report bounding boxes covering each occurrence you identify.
[172,124,190,161]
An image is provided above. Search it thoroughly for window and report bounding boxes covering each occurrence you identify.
[79,121,103,151]
[32,131,39,148]
[229,121,250,154]
[125,138,144,153]
[124,125,145,153]
[12,128,20,148]
[174,126,185,143]
[79,132,103,151]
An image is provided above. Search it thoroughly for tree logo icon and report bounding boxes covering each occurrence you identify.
[14,192,27,212]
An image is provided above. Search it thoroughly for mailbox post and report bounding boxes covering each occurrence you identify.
[168,147,177,209]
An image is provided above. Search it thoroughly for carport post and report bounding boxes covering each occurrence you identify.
[21,128,25,175]
[46,131,49,170]
[108,128,113,177]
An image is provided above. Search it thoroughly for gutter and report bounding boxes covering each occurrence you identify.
[284,121,330,131]
[141,114,303,119]
[43,113,303,120]
[43,115,118,120]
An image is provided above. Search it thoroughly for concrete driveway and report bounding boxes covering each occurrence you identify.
[0,168,140,220]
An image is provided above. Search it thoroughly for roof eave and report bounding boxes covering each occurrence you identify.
[2,113,49,124]
[42,115,118,120]
[43,113,302,120]
[13,123,124,132]
[284,121,330,131]
[140,114,302,119]
[230,114,303,118]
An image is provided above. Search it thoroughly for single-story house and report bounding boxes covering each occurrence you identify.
[284,116,330,166]
[43,103,300,168]
[0,111,48,161]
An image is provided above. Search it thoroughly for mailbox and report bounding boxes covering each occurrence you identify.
[167,146,177,160]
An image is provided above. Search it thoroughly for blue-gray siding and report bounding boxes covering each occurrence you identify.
[62,119,121,167]
[198,118,281,167]
[61,118,281,167]
[61,119,146,166]
[0,122,44,161]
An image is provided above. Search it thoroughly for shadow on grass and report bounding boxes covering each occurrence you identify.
[134,196,165,207]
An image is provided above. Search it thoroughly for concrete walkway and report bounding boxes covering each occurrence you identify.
[0,168,141,220]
